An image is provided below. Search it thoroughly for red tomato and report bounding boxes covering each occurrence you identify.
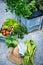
[2,29,5,33]
[6,31,10,35]
[2,32,6,36]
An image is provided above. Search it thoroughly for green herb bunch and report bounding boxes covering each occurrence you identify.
[5,35,19,48]
[2,18,28,39]
[6,0,37,18]
[23,40,36,65]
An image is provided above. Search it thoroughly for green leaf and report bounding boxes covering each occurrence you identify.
[0,30,2,33]
[5,35,19,48]
[23,40,36,65]
[6,0,37,18]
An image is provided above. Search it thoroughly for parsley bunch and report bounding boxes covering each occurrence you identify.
[6,0,37,18]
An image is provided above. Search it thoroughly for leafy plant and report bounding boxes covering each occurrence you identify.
[6,0,37,18]
[38,0,43,10]
[5,35,19,48]
[38,0,43,6]
[2,18,28,39]
[2,18,19,29]
[23,40,36,65]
